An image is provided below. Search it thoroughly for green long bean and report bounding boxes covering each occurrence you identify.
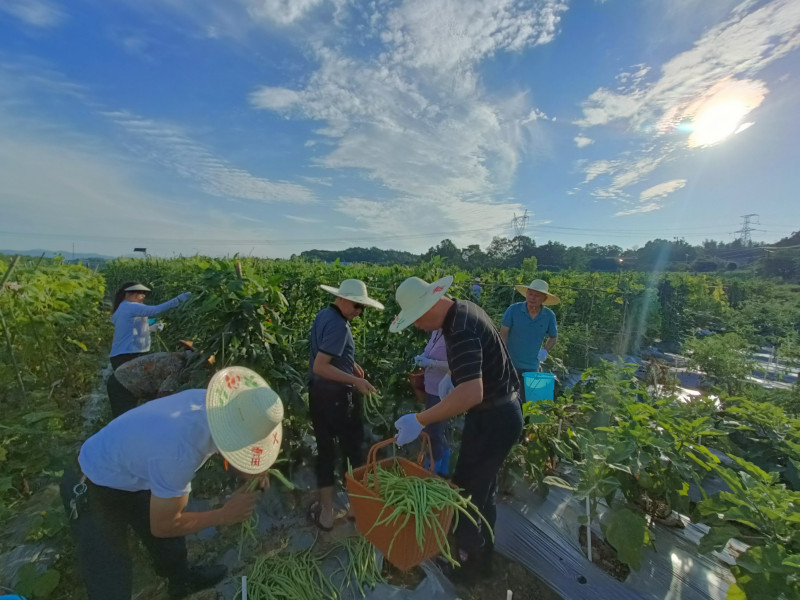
[350,460,493,566]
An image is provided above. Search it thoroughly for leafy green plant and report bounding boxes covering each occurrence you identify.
[686,333,755,394]
[689,454,800,600]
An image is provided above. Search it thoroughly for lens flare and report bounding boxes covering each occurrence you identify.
[688,100,750,147]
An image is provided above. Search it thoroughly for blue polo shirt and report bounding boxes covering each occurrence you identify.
[308,304,355,382]
[501,303,558,371]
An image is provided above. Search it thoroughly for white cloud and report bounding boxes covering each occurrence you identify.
[574,135,594,148]
[104,111,316,205]
[575,0,800,211]
[382,0,568,71]
[611,179,686,217]
[640,179,687,201]
[244,0,327,25]
[249,87,303,110]
[334,194,521,250]
[615,202,662,216]
[576,0,800,130]
[285,214,323,223]
[250,0,567,237]
[0,0,64,28]
[0,131,282,256]
[582,159,618,183]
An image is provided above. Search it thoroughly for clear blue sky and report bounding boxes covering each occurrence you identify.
[1,0,798,257]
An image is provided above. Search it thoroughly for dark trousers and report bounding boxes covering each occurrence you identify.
[110,352,145,370]
[59,469,189,600]
[107,373,138,418]
[308,380,364,488]
[451,398,523,562]
[424,393,448,461]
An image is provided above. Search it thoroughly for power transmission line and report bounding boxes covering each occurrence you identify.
[511,209,529,237]
[734,214,764,246]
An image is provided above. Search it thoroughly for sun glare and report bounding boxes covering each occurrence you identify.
[667,77,767,149]
[688,100,750,147]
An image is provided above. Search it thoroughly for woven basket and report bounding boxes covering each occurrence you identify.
[345,434,455,571]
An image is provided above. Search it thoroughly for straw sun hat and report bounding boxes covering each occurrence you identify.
[320,279,385,310]
[124,283,151,293]
[389,275,454,333]
[514,279,560,305]
[205,367,284,475]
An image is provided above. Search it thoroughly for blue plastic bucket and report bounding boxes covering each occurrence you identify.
[523,372,555,403]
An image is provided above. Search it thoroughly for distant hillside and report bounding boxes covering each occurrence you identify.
[297,246,419,265]
[0,249,113,260]
[773,231,800,247]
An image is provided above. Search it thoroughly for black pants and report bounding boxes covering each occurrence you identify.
[308,380,364,488]
[107,373,139,418]
[451,398,523,563]
[110,352,145,370]
[59,468,189,600]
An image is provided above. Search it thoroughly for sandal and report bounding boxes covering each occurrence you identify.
[307,501,333,532]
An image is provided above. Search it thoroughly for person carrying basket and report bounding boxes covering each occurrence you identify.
[389,275,522,585]
[499,278,559,402]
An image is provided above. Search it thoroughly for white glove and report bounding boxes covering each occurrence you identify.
[438,375,454,399]
[150,321,165,332]
[537,348,548,363]
[177,292,192,303]
[394,413,424,446]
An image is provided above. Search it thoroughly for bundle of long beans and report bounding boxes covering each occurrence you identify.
[362,392,387,427]
[331,536,386,598]
[236,547,339,600]
[350,461,493,566]
[238,468,296,559]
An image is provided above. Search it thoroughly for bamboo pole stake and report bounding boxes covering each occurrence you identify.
[586,496,592,563]
[0,255,25,398]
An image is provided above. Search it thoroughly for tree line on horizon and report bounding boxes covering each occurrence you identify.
[295,229,800,282]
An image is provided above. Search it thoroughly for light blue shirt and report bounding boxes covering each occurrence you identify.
[79,389,217,498]
[501,303,558,371]
[110,298,180,357]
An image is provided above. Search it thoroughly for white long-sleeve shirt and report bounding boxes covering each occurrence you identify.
[110,298,180,357]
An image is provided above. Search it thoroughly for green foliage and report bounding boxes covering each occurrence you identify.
[686,333,755,394]
[602,507,650,570]
[0,256,108,526]
[690,454,800,600]
[0,255,107,401]
[15,563,61,599]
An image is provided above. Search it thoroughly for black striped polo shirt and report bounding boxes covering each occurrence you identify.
[442,299,519,403]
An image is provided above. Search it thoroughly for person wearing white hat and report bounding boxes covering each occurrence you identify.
[389,275,522,585]
[307,279,384,531]
[109,281,192,369]
[60,367,283,600]
[500,279,559,400]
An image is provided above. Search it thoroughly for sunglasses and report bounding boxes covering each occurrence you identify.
[353,303,366,311]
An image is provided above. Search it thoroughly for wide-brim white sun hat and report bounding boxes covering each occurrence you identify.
[124,283,151,293]
[205,366,284,475]
[514,279,560,305]
[389,275,454,333]
[319,279,385,310]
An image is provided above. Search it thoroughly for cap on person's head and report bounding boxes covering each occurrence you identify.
[124,283,151,293]
[389,275,453,333]
[205,367,284,474]
[319,279,384,309]
[514,279,560,305]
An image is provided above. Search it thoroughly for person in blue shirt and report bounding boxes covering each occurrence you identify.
[470,278,482,302]
[109,282,192,369]
[500,279,559,401]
